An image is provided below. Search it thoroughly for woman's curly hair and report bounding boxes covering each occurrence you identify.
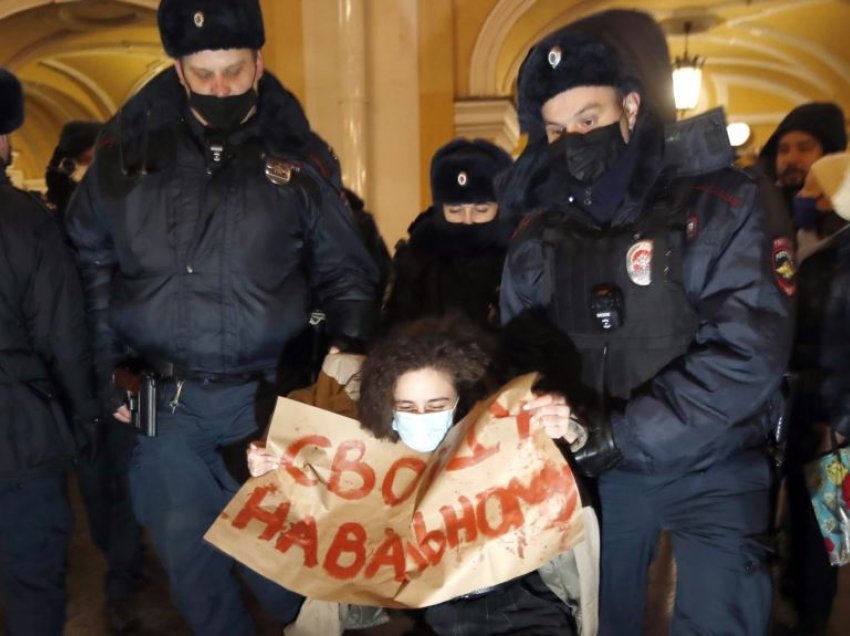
[358,315,497,441]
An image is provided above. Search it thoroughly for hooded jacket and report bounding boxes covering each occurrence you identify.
[66,68,379,399]
[0,168,99,477]
[501,107,796,475]
[758,102,847,182]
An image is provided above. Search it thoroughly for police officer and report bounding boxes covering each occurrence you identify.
[383,138,514,329]
[65,1,380,633]
[0,68,101,635]
[499,10,795,634]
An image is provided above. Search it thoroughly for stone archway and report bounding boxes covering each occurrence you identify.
[464,0,850,155]
[1,0,165,182]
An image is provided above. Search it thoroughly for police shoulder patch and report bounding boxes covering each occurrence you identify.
[626,240,654,286]
[772,237,797,297]
[264,156,301,186]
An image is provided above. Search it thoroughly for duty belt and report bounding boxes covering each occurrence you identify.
[144,359,274,385]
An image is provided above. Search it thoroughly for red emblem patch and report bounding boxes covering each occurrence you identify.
[626,240,653,286]
[772,237,797,297]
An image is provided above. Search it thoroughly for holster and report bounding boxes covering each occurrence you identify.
[113,366,158,437]
[133,372,158,437]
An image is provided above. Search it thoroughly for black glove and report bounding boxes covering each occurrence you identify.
[571,412,623,478]
[73,415,104,462]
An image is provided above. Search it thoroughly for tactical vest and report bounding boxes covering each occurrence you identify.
[543,190,698,401]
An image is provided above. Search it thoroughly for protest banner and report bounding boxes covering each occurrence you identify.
[205,373,586,608]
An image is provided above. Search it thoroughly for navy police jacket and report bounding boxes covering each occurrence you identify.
[501,110,796,475]
[0,169,99,476]
[66,69,379,397]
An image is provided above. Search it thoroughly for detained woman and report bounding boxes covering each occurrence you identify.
[249,317,596,635]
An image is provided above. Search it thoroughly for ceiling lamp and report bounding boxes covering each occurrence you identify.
[672,21,704,112]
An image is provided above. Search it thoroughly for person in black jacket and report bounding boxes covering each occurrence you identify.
[45,120,148,633]
[499,10,794,634]
[383,138,513,330]
[785,152,850,635]
[64,2,380,634]
[0,68,101,636]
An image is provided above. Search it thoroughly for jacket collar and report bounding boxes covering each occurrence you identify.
[110,67,314,156]
[664,108,735,178]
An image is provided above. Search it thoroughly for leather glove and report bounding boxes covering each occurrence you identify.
[571,411,623,478]
[73,415,104,463]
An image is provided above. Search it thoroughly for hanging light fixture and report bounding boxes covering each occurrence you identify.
[672,21,704,112]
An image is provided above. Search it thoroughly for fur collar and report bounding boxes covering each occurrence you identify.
[406,206,514,254]
[100,67,336,180]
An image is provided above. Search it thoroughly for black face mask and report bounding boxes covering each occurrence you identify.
[188,88,258,133]
[548,120,627,184]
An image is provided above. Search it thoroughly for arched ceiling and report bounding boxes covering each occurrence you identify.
[2,0,848,182]
[456,0,850,153]
[0,0,165,179]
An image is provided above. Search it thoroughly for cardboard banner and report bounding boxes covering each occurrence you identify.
[205,374,585,608]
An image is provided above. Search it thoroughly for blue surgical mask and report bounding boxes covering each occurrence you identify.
[392,403,457,453]
[793,196,819,230]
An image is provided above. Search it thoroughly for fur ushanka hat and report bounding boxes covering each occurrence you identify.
[517,9,675,134]
[430,138,513,206]
[158,0,265,58]
[0,68,24,135]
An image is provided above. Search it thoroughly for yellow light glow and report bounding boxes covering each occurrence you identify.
[673,65,702,111]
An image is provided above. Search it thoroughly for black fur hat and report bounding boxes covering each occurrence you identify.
[517,10,675,133]
[430,138,513,205]
[0,68,24,135]
[158,0,265,58]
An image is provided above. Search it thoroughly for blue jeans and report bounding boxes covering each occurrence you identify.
[128,380,303,635]
[0,472,72,636]
[598,450,773,636]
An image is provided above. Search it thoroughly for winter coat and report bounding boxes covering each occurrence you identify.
[0,169,99,478]
[791,226,850,446]
[501,110,796,475]
[383,207,512,329]
[65,69,379,399]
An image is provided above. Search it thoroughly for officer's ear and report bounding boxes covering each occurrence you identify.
[623,92,641,132]
[174,59,188,90]
[253,50,265,88]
